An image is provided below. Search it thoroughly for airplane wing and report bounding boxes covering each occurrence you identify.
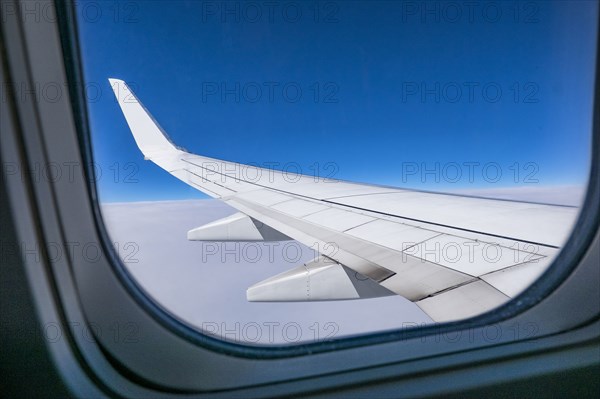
[109,78,578,322]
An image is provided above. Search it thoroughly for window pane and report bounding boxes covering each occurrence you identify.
[76,1,596,344]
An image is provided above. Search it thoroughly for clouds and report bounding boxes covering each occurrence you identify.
[99,180,585,344]
[101,199,431,344]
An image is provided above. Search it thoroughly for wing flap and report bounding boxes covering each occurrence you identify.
[416,280,510,322]
[481,255,556,297]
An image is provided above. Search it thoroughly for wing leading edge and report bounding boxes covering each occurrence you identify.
[109,78,577,322]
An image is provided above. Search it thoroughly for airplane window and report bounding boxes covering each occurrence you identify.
[75,1,596,345]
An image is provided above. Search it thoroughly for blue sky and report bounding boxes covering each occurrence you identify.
[76,1,597,202]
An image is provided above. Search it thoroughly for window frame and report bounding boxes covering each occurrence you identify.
[1,0,598,395]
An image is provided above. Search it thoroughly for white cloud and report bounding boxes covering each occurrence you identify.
[100,200,431,345]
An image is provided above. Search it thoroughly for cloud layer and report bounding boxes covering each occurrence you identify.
[101,200,431,345]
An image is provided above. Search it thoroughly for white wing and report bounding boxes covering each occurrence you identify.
[109,79,577,322]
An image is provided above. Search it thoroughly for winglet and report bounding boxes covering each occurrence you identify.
[109,78,178,159]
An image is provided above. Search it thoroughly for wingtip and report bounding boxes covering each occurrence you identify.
[108,78,130,105]
[108,77,124,85]
[108,76,179,157]
[108,78,127,97]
